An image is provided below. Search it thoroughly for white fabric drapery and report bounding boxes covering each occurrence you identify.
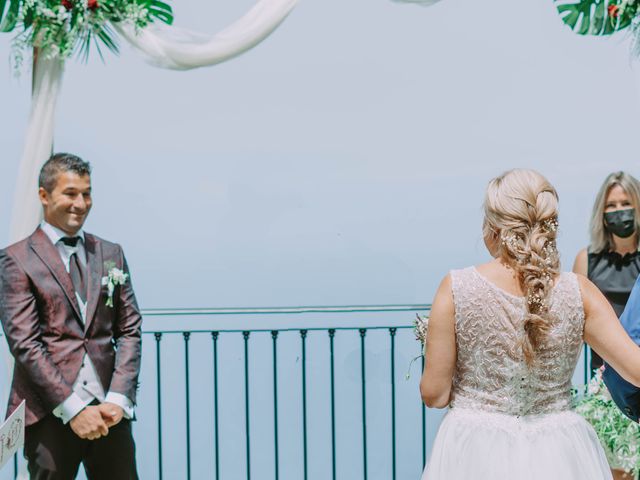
[115,0,297,70]
[9,56,64,243]
[391,0,443,5]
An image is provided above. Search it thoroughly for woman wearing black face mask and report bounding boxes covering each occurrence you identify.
[573,171,640,373]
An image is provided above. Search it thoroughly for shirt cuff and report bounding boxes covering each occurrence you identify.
[53,392,93,424]
[104,391,134,419]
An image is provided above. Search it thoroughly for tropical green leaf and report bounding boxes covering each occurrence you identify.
[147,0,173,25]
[74,24,119,63]
[555,0,635,36]
[0,0,8,29]
[0,0,21,32]
[92,33,106,63]
[77,30,93,63]
[22,4,33,28]
[95,24,119,54]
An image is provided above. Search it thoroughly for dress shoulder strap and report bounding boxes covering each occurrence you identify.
[552,272,585,327]
[449,267,479,325]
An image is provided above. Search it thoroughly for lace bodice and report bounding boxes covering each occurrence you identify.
[449,267,584,416]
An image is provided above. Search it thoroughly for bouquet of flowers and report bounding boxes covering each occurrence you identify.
[0,0,173,66]
[414,313,429,346]
[404,313,429,380]
[555,0,640,53]
[574,366,640,477]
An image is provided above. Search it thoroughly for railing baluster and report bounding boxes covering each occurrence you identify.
[272,330,280,480]
[155,332,163,480]
[243,331,251,480]
[586,344,593,382]
[301,330,308,480]
[360,328,368,480]
[183,332,191,480]
[421,354,426,469]
[13,453,17,480]
[328,329,337,480]
[212,332,220,480]
[389,328,397,480]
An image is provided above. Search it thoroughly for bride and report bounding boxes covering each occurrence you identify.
[420,169,640,479]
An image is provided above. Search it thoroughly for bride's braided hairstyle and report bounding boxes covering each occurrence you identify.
[483,169,560,365]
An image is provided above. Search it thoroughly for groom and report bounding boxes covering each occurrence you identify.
[603,274,640,423]
[0,153,141,478]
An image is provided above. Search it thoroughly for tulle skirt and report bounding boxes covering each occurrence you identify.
[422,408,612,480]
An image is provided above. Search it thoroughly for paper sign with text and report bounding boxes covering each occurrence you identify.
[0,401,24,470]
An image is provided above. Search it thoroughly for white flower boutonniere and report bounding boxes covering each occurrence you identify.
[101,263,129,308]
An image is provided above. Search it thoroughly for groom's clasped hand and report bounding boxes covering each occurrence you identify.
[68,402,124,440]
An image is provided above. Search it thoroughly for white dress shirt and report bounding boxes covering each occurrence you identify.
[40,222,134,424]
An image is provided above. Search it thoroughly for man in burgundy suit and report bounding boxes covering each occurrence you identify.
[0,153,141,479]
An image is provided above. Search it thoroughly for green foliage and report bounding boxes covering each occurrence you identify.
[3,0,174,66]
[574,369,640,475]
[555,0,638,35]
[147,0,171,24]
[0,0,21,32]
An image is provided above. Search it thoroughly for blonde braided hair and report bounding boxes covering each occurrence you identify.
[483,169,561,365]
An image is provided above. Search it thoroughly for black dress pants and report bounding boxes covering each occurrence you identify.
[24,414,138,480]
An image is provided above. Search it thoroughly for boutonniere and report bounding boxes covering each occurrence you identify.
[101,261,129,308]
[414,313,429,346]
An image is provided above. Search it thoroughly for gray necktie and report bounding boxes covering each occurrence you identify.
[61,237,86,303]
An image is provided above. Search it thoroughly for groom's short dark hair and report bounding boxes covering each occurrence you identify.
[39,153,92,193]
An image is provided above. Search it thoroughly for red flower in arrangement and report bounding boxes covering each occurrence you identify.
[61,0,99,10]
[608,3,620,18]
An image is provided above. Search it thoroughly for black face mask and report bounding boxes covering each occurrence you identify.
[604,208,636,239]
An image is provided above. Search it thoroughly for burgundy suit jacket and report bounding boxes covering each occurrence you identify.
[0,228,142,426]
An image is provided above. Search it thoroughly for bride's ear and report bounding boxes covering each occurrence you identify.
[484,228,501,257]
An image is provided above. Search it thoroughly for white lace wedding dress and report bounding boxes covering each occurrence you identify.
[422,267,612,480]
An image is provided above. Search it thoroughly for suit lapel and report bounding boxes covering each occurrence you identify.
[84,233,103,332]
[29,228,83,323]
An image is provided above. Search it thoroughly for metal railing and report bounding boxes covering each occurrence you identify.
[0,304,593,480]
[140,305,430,480]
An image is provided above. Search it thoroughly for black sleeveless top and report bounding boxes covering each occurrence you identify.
[588,250,640,369]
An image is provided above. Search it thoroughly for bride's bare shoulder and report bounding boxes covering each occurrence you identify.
[575,274,607,311]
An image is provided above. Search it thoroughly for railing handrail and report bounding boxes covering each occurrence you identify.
[143,326,417,335]
[139,304,432,317]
